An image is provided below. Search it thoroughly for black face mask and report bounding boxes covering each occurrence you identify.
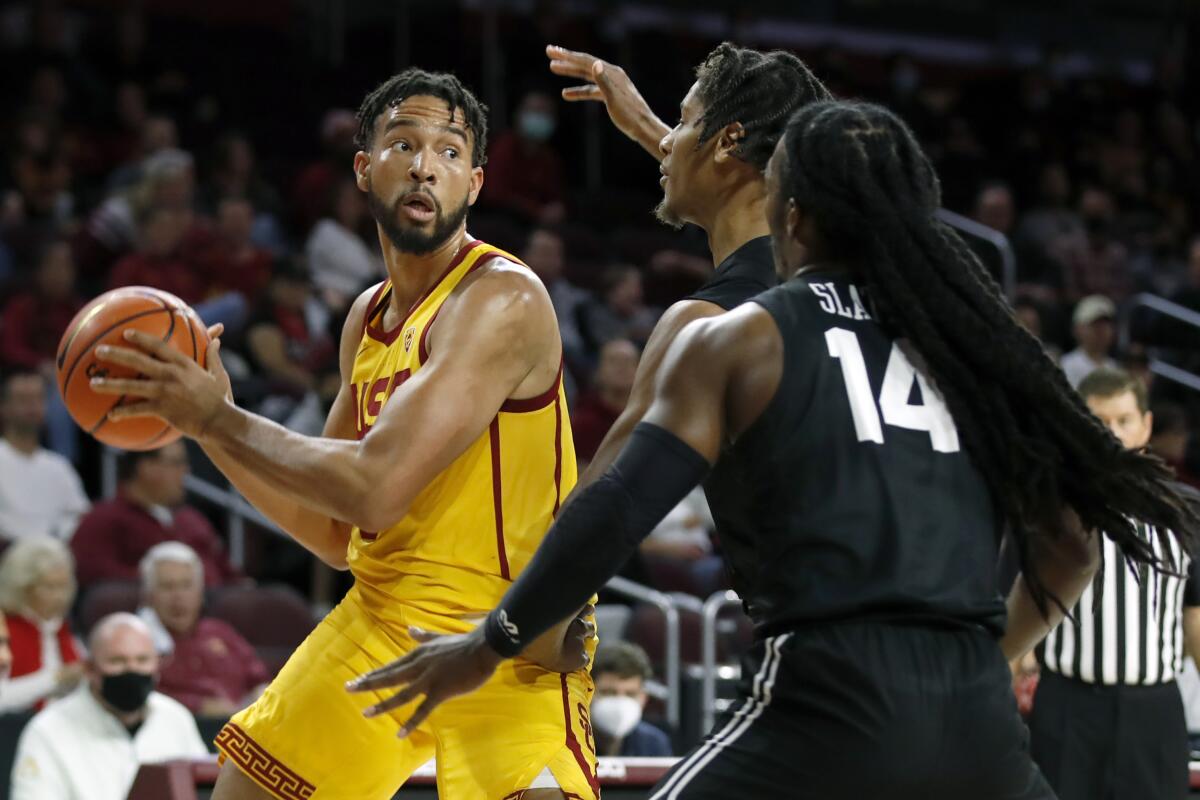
[100,671,155,713]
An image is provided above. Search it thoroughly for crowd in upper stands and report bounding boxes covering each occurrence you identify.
[0,0,1196,791]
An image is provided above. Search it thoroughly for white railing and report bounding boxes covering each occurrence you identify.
[935,207,1017,301]
[700,590,747,735]
[604,575,684,730]
[1118,292,1200,393]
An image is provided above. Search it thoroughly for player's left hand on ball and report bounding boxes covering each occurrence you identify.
[346,626,503,738]
[91,328,231,439]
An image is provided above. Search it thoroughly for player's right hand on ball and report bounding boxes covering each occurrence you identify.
[546,45,654,143]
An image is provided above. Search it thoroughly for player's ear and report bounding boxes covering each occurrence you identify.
[713,122,745,165]
[467,165,484,206]
[786,198,803,244]
[353,151,371,192]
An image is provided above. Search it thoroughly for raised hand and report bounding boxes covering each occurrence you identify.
[546,44,669,159]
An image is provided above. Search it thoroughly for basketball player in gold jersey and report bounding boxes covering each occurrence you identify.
[92,69,599,800]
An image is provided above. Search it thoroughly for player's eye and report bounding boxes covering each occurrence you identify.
[444,148,459,159]
[392,140,410,151]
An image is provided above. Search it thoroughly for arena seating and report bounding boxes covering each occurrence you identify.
[206,585,317,676]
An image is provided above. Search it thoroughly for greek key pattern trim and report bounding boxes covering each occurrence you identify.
[215,722,316,800]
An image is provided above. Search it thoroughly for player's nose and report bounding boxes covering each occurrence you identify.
[659,131,673,157]
[409,151,436,184]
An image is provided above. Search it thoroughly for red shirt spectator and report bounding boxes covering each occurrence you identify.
[572,339,639,463]
[72,499,238,588]
[158,618,268,714]
[108,206,205,303]
[479,92,565,224]
[572,392,621,464]
[141,542,268,716]
[1,295,81,371]
[194,196,273,302]
[0,239,83,372]
[7,613,80,693]
[70,442,240,588]
[291,109,357,234]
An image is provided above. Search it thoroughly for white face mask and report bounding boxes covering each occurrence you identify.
[591,695,642,739]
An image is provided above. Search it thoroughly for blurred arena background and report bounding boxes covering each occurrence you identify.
[0,0,1198,797]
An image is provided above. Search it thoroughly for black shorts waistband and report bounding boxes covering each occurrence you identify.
[756,612,994,641]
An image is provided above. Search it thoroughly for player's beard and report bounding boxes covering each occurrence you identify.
[653,196,685,231]
[367,184,470,256]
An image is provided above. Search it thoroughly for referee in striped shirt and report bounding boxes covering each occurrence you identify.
[1031,367,1200,800]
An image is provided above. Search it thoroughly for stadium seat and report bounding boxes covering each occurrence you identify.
[594,603,633,643]
[208,584,317,675]
[627,602,703,667]
[626,602,753,671]
[76,581,141,635]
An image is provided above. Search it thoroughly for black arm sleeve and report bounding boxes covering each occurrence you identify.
[483,422,710,657]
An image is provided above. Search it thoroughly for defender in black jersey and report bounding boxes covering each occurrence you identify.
[351,102,1197,798]
[542,42,828,493]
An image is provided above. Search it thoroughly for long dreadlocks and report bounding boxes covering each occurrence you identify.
[778,100,1197,610]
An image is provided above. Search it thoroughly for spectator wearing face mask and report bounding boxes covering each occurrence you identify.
[10,613,207,800]
[590,642,672,757]
[478,90,565,225]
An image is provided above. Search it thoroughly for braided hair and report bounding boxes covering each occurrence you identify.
[355,68,489,167]
[777,100,1197,610]
[693,43,831,171]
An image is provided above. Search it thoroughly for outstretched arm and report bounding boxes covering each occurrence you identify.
[93,267,557,537]
[347,304,783,735]
[546,45,670,160]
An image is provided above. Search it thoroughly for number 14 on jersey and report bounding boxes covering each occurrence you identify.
[825,327,960,453]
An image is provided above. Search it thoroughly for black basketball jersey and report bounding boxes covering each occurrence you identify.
[704,266,1006,636]
[686,235,776,311]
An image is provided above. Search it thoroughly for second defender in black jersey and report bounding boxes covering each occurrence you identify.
[705,266,1004,633]
[350,102,1197,798]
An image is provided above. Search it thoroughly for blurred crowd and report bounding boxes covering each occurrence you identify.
[0,0,1196,781]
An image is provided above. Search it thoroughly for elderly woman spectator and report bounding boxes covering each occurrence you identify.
[0,537,83,713]
[138,542,268,716]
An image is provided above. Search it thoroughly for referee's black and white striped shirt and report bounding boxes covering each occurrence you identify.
[1038,520,1200,686]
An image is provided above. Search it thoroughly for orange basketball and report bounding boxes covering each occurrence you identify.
[56,286,210,451]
